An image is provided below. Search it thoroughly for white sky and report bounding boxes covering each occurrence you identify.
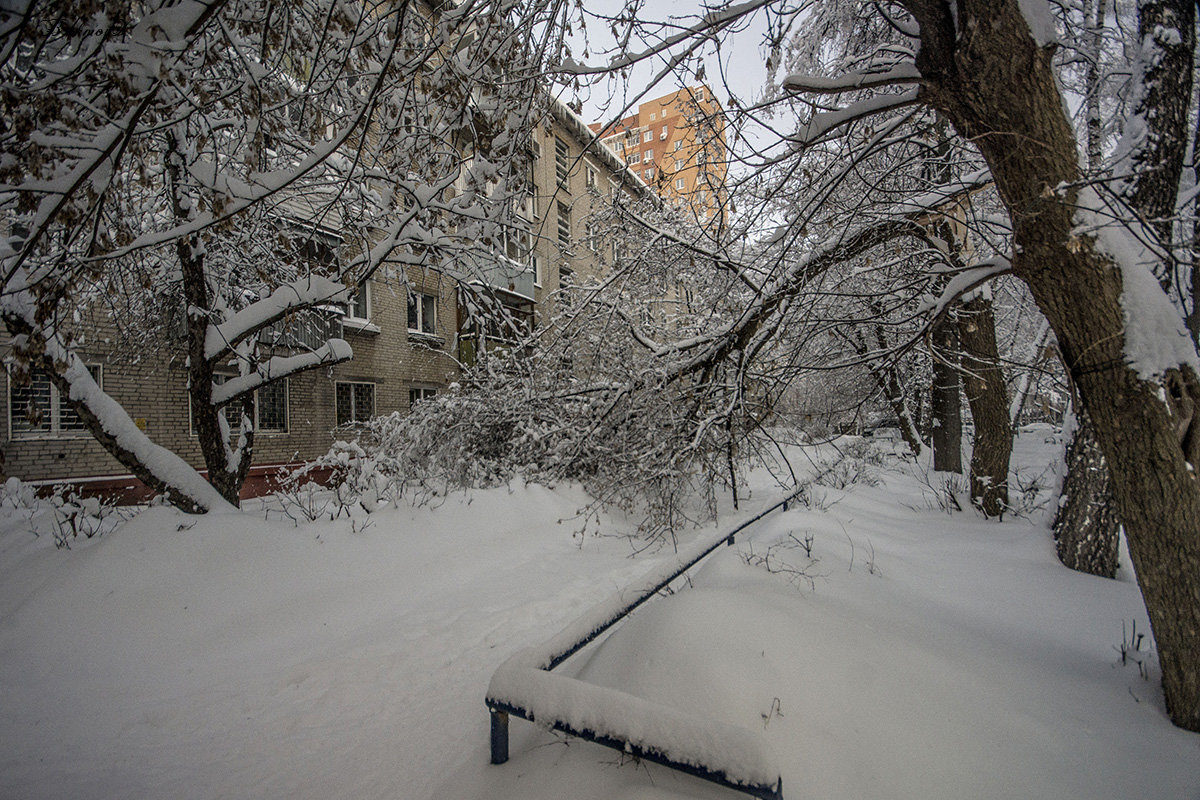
[557,1,774,131]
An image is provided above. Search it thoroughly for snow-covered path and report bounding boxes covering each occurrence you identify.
[2,437,1198,800]
[0,484,677,800]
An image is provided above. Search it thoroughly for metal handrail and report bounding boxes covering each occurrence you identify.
[485,487,803,800]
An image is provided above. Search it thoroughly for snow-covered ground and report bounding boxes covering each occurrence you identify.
[1,434,1197,800]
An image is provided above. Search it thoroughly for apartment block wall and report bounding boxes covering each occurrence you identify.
[1,264,460,491]
[593,85,728,225]
[2,98,644,495]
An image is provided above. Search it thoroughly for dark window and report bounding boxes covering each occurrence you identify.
[335,381,375,426]
[555,137,571,188]
[556,202,571,247]
[407,292,437,335]
[409,387,437,407]
[9,365,100,438]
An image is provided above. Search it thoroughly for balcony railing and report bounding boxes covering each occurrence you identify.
[472,254,535,301]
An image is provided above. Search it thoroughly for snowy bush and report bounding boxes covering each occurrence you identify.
[0,478,128,548]
[279,417,409,519]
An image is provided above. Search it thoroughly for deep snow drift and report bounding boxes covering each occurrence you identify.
[1,433,1196,800]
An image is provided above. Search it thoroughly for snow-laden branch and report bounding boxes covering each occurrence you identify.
[0,283,234,513]
[781,63,922,95]
[204,275,348,362]
[792,89,920,147]
[915,256,1013,321]
[551,0,775,76]
[210,340,352,406]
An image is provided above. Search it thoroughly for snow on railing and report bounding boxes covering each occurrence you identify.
[485,489,804,800]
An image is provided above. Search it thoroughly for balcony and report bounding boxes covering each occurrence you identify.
[472,254,536,301]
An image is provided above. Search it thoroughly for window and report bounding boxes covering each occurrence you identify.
[409,387,437,407]
[257,379,288,433]
[555,136,570,188]
[189,375,288,435]
[556,202,571,246]
[674,159,684,171]
[627,151,641,164]
[673,140,682,152]
[643,168,654,181]
[643,130,652,143]
[344,281,369,321]
[675,177,686,190]
[649,112,656,121]
[407,292,437,335]
[585,221,599,251]
[9,365,100,439]
[532,252,543,286]
[661,125,668,137]
[643,150,653,162]
[585,165,598,189]
[336,381,375,426]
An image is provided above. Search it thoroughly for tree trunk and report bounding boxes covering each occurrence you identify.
[904,0,1200,731]
[1050,0,1122,580]
[956,294,1011,516]
[166,126,252,508]
[1054,408,1121,578]
[929,313,963,473]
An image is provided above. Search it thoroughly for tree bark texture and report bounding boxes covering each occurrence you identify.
[930,314,963,473]
[955,295,1011,516]
[904,0,1200,730]
[1054,409,1121,578]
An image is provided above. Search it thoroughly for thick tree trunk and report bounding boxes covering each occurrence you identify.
[165,126,252,508]
[929,314,963,473]
[956,294,1011,516]
[905,0,1200,730]
[1054,408,1121,578]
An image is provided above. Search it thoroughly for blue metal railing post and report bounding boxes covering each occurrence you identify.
[490,709,509,764]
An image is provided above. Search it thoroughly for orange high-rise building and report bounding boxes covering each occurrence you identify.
[590,86,728,226]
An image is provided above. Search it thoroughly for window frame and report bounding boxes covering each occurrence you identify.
[335,380,376,427]
[188,375,289,436]
[556,202,571,247]
[407,291,438,336]
[7,363,102,440]
[409,386,438,408]
[554,136,571,189]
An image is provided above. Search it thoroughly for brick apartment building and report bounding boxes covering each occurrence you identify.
[1,97,648,501]
[590,86,729,227]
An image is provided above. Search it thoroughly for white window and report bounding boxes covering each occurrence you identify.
[585,221,599,251]
[344,281,370,321]
[189,375,287,435]
[556,202,571,246]
[8,365,100,439]
[673,140,682,152]
[627,151,641,164]
[661,125,668,137]
[675,177,686,190]
[409,387,437,407]
[407,292,437,335]
[586,165,598,189]
[532,252,543,286]
[555,136,571,188]
[643,150,653,162]
[649,112,656,121]
[335,381,375,426]
[674,158,684,171]
[643,130,652,143]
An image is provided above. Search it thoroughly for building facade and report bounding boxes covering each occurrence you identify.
[1,97,646,500]
[590,86,728,227]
